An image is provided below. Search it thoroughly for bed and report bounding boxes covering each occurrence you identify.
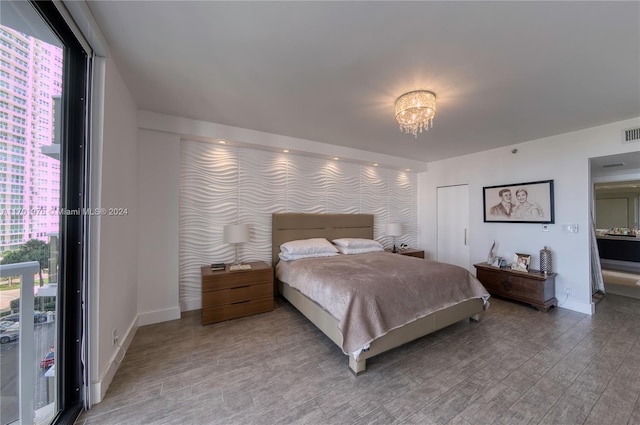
[272,213,489,374]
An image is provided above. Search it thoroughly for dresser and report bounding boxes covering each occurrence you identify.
[201,261,274,325]
[473,262,557,312]
[385,248,425,259]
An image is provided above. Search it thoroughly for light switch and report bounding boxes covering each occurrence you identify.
[562,224,579,233]
[542,224,549,232]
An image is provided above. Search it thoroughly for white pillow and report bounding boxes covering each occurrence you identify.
[336,245,384,255]
[332,238,383,249]
[280,238,338,255]
[278,251,339,261]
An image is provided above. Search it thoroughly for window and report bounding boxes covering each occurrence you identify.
[0,1,88,423]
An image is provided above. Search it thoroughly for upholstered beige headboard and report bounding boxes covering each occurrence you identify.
[271,213,374,266]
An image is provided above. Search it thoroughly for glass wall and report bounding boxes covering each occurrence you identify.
[0,1,87,423]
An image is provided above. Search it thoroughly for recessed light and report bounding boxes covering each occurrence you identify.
[283,149,289,153]
[333,157,339,160]
[406,168,411,171]
[218,140,227,144]
[373,163,379,167]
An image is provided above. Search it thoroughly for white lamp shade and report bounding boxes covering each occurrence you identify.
[385,223,403,237]
[223,224,250,244]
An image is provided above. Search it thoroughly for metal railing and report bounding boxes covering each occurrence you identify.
[1,261,39,425]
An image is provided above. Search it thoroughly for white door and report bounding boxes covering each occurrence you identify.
[437,185,470,270]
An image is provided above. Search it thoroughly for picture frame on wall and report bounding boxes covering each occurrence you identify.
[483,179,554,223]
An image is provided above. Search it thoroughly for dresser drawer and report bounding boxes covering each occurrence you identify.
[202,297,273,324]
[202,282,272,307]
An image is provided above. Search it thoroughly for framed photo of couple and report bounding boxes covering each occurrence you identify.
[483,180,554,223]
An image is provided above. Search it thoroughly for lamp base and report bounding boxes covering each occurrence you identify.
[392,245,398,253]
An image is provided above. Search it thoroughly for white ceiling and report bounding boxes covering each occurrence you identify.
[86,1,640,163]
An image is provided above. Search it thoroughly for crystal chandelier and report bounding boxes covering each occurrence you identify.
[395,90,437,137]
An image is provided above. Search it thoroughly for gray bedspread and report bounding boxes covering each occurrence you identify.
[276,251,490,356]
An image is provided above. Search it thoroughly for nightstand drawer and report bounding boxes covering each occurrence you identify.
[202,268,272,292]
[202,297,273,324]
[202,282,272,307]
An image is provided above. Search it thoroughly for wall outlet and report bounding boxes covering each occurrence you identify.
[542,224,549,232]
[112,328,119,345]
[564,287,572,296]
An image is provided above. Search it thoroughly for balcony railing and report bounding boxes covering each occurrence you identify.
[0,261,38,424]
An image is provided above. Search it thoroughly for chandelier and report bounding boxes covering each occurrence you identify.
[394,90,437,137]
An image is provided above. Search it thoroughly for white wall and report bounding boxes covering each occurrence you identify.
[90,55,139,402]
[418,117,640,315]
[137,129,181,325]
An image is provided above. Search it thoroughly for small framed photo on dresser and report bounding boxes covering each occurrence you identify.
[512,253,530,272]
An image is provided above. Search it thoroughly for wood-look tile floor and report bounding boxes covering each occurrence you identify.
[76,294,640,425]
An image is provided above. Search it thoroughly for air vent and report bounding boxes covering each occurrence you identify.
[602,162,625,168]
[622,127,640,143]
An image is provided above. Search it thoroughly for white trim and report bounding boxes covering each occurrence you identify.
[60,0,110,57]
[137,306,181,327]
[52,1,91,55]
[85,55,106,410]
[90,316,137,404]
[560,298,595,315]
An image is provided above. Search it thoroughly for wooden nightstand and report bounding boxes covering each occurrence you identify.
[385,248,425,259]
[201,261,274,325]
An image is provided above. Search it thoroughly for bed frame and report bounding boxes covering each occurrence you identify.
[272,213,484,375]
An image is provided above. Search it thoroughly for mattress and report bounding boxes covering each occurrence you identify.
[276,251,490,357]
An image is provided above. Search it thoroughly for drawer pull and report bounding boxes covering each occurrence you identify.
[231,300,250,305]
[231,285,251,290]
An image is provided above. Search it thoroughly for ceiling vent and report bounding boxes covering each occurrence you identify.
[622,127,640,143]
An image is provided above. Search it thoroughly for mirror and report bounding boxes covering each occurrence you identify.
[594,180,640,230]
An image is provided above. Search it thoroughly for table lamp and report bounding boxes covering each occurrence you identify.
[385,223,402,253]
[223,223,250,266]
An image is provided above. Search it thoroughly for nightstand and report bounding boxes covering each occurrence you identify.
[385,248,425,259]
[201,261,274,325]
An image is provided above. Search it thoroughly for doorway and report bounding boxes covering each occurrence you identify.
[590,152,640,300]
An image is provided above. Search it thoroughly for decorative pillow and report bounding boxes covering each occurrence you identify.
[278,251,339,261]
[280,238,339,255]
[332,238,383,249]
[335,245,384,255]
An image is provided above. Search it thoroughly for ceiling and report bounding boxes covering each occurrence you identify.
[86,1,640,163]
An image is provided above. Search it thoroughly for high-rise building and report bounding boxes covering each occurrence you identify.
[0,26,62,253]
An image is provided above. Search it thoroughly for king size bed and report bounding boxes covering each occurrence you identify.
[272,213,490,374]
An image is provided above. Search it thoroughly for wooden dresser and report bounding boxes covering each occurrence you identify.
[201,261,273,325]
[474,262,557,312]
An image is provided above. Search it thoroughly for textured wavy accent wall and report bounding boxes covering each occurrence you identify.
[179,140,417,310]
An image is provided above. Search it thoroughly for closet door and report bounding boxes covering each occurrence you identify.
[437,185,470,270]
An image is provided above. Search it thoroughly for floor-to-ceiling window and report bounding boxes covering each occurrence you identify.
[0,1,87,423]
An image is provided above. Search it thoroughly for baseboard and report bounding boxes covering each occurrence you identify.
[90,316,138,404]
[559,297,595,315]
[137,305,181,326]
